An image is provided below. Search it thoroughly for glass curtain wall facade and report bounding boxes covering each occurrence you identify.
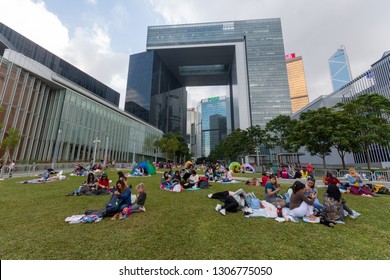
[286,56,309,113]
[126,51,186,134]
[329,46,353,92]
[0,53,162,163]
[129,18,291,130]
[0,22,120,106]
[199,97,227,157]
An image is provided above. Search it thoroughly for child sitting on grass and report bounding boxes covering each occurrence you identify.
[132,183,147,212]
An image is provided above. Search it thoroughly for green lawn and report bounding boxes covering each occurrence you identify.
[0,169,389,260]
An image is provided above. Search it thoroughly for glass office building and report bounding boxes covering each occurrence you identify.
[0,49,162,163]
[329,46,353,92]
[198,96,227,157]
[126,18,292,134]
[286,55,309,113]
[0,22,120,106]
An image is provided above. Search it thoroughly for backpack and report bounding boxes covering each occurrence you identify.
[105,194,121,215]
[372,184,388,194]
[245,192,261,209]
[198,177,210,189]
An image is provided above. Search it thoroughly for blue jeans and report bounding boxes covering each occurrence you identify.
[313,198,323,210]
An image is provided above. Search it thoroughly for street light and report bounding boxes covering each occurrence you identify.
[92,137,100,166]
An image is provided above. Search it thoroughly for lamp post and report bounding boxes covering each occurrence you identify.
[52,129,62,170]
[103,136,109,168]
[92,137,100,167]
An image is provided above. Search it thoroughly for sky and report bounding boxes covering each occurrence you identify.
[1,0,390,110]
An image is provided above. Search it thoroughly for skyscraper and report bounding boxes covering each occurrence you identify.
[286,54,309,113]
[198,96,227,158]
[329,46,353,91]
[126,18,291,135]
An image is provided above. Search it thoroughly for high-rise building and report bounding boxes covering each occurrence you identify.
[0,22,120,106]
[0,22,162,163]
[126,18,291,135]
[286,54,309,113]
[329,46,353,91]
[186,108,197,157]
[198,96,227,158]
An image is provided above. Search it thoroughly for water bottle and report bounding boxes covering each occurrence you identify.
[277,205,283,218]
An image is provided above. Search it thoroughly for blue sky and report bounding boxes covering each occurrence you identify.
[1,0,390,109]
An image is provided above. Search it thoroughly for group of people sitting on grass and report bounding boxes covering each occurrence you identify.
[209,174,362,226]
[67,170,147,220]
[160,168,211,190]
[108,180,147,220]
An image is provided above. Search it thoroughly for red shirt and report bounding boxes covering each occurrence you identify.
[261,176,269,187]
[326,177,341,185]
[98,178,110,188]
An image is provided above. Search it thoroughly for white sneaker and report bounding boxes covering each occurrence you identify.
[352,210,361,217]
[215,204,222,211]
[219,208,226,216]
[334,220,345,224]
[208,194,213,198]
[350,214,357,219]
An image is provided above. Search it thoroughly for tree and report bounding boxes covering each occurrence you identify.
[337,93,390,169]
[0,127,22,178]
[143,134,160,161]
[173,131,190,163]
[330,109,362,169]
[221,129,248,161]
[154,132,180,162]
[292,108,335,168]
[265,114,298,152]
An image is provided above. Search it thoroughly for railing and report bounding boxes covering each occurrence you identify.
[0,162,138,178]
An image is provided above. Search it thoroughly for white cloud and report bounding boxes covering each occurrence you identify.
[0,0,128,107]
[0,0,69,56]
[149,0,390,102]
[61,24,128,100]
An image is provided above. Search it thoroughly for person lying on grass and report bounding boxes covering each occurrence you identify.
[208,189,248,216]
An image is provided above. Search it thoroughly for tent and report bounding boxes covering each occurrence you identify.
[243,163,255,173]
[132,162,156,175]
[229,162,242,173]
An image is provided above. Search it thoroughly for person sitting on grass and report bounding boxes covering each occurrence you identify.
[171,170,182,186]
[304,177,323,211]
[323,184,361,224]
[160,171,172,190]
[264,175,286,208]
[289,181,317,221]
[324,171,349,190]
[261,172,269,187]
[76,172,98,195]
[96,173,110,194]
[186,170,199,188]
[346,168,376,196]
[132,183,147,212]
[111,180,132,220]
[221,169,234,182]
[208,189,248,216]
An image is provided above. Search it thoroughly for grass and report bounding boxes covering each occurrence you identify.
[0,169,389,260]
